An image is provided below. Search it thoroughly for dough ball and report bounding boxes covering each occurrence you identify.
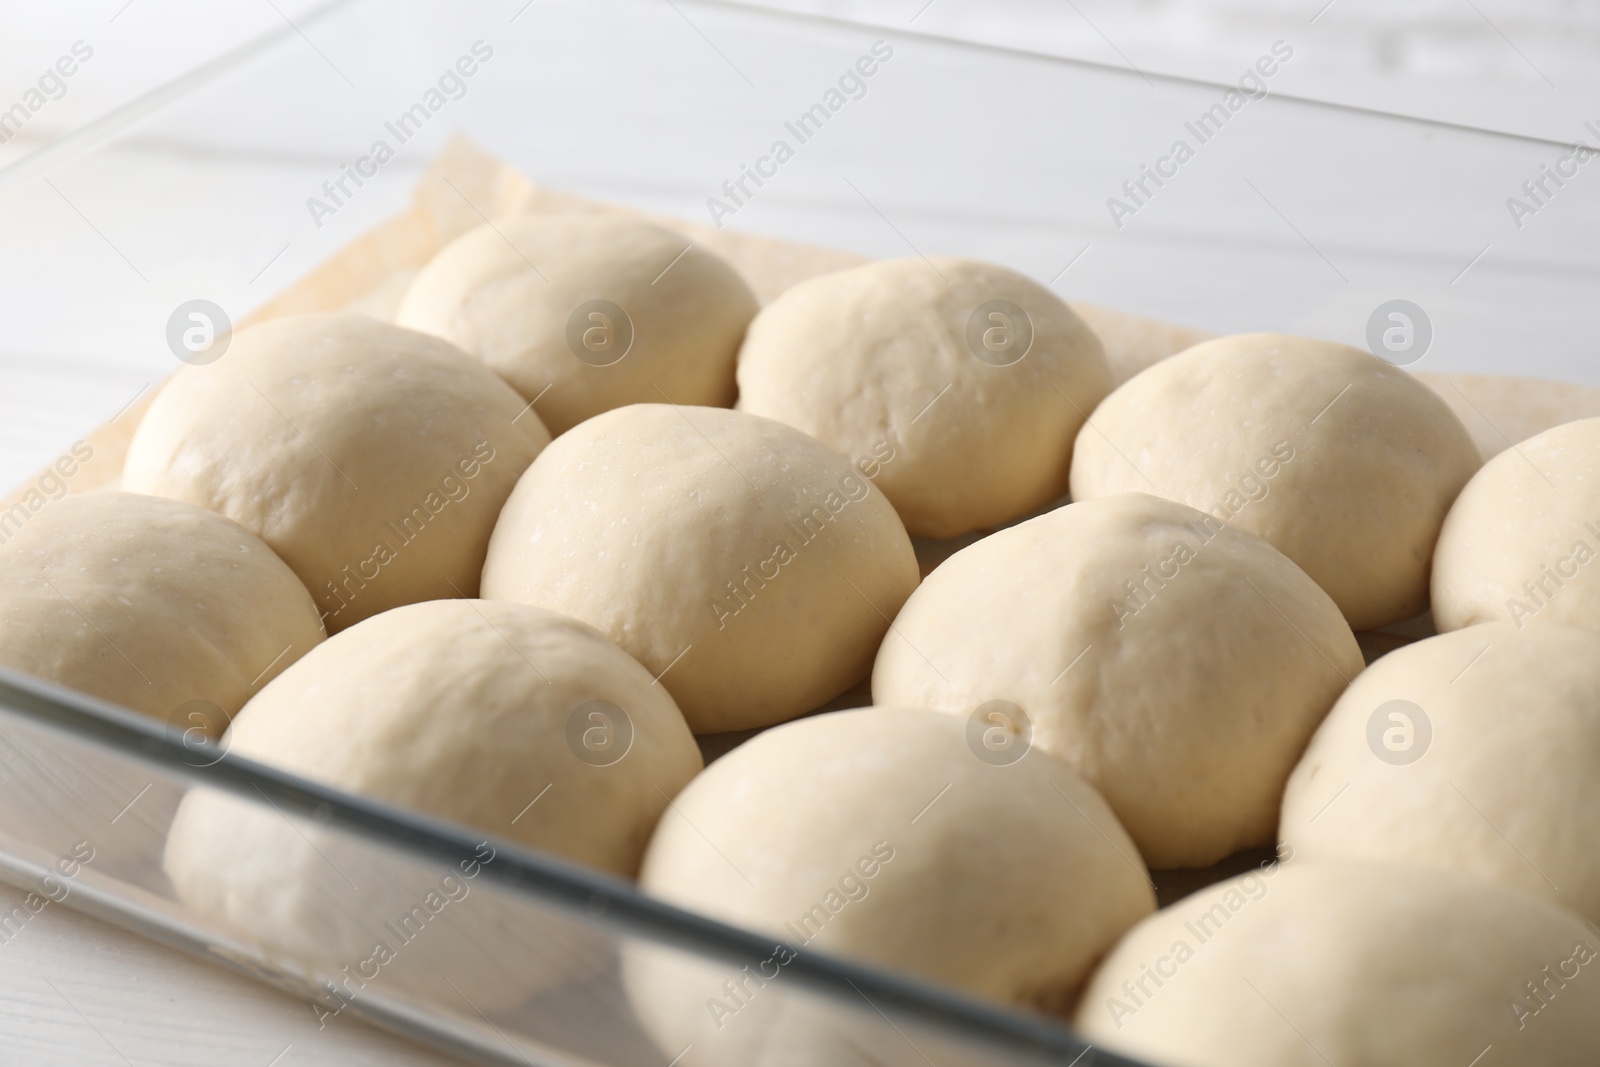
[873,493,1363,868]
[164,599,703,1009]
[1077,860,1600,1067]
[1281,621,1600,922]
[170,597,701,875]
[1433,417,1600,632]
[481,404,919,733]
[1069,333,1481,630]
[735,256,1112,538]
[0,709,184,885]
[396,215,759,436]
[626,707,1155,1066]
[122,312,550,632]
[0,490,323,729]
[0,490,318,881]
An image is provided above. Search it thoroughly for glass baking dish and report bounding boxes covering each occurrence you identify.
[0,666,1134,1066]
[2,1,1597,1064]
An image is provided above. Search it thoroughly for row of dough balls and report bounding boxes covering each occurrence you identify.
[0,212,1596,1064]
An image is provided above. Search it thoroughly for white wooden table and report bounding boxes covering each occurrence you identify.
[0,883,462,1066]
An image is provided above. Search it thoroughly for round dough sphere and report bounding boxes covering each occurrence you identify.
[873,493,1363,868]
[1433,417,1600,632]
[164,599,703,1009]
[1069,333,1482,631]
[481,404,920,733]
[626,707,1155,1066]
[170,598,701,875]
[1077,860,1600,1067]
[122,312,550,633]
[1281,621,1600,922]
[0,490,323,729]
[396,215,759,436]
[735,256,1113,538]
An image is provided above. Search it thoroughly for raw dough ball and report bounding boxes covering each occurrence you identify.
[164,599,703,1009]
[0,490,321,880]
[1433,417,1600,632]
[123,312,550,632]
[736,256,1113,538]
[396,215,759,436]
[171,598,702,874]
[0,490,323,729]
[873,493,1363,868]
[1281,621,1600,922]
[0,710,184,885]
[1077,860,1600,1067]
[626,707,1155,1066]
[481,404,919,733]
[1069,333,1482,630]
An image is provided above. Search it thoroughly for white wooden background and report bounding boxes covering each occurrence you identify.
[0,1,1597,1063]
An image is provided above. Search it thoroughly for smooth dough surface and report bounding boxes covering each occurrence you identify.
[1433,417,1600,632]
[626,707,1155,1066]
[122,312,550,632]
[164,599,702,1008]
[736,256,1113,538]
[481,404,920,733]
[873,493,1363,869]
[397,214,758,436]
[1077,860,1600,1067]
[1281,621,1600,922]
[1069,333,1482,630]
[0,490,323,729]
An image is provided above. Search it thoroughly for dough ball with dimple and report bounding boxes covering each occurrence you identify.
[625,707,1154,1066]
[873,493,1362,869]
[1077,860,1600,1067]
[396,215,759,436]
[735,256,1113,538]
[123,313,549,631]
[164,599,702,1010]
[1281,621,1600,923]
[1069,333,1482,630]
[481,404,920,734]
[0,490,323,730]
[1433,417,1600,632]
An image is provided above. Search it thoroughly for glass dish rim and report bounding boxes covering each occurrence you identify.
[0,665,1152,1066]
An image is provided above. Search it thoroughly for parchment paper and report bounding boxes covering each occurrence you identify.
[16,134,1600,502]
